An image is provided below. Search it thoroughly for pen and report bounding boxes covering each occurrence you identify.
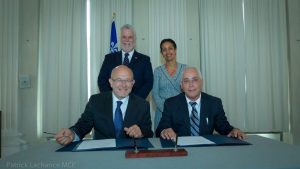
[43,131,56,135]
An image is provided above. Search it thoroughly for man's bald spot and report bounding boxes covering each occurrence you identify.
[183,67,203,79]
[111,65,134,79]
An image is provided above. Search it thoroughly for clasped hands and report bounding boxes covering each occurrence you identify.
[55,124,143,145]
[160,128,247,140]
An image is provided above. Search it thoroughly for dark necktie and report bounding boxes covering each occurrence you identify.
[123,53,130,65]
[114,101,123,138]
[189,102,200,136]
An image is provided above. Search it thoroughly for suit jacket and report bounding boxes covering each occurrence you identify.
[70,91,153,140]
[97,50,153,99]
[155,92,234,137]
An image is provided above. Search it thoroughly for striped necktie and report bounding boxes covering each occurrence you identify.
[189,102,200,136]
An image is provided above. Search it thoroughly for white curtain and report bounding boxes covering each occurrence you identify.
[148,0,188,68]
[37,0,87,135]
[88,0,132,95]
[199,0,289,132]
[243,0,289,132]
[0,0,20,136]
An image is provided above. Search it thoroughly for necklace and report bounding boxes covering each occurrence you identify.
[165,64,177,77]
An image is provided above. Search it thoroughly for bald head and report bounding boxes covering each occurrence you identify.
[110,65,134,79]
[109,65,135,99]
[182,67,203,80]
[181,67,203,101]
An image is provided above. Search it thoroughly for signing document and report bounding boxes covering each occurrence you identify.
[178,136,215,146]
[76,139,116,150]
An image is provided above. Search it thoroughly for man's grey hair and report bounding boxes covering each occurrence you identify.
[121,24,136,40]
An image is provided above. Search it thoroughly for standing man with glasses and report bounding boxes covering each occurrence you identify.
[55,65,153,145]
[98,24,153,99]
[156,67,246,140]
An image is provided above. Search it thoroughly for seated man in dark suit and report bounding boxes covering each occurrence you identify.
[98,24,153,99]
[55,65,153,145]
[156,67,246,140]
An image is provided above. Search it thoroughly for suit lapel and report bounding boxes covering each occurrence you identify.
[199,93,209,135]
[179,93,191,135]
[104,92,115,136]
[115,51,123,65]
[123,95,134,127]
[128,51,139,66]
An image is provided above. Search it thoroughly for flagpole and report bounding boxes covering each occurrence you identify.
[113,12,116,20]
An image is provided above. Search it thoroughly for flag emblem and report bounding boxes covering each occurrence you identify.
[110,20,118,53]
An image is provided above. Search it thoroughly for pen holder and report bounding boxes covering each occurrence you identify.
[125,148,188,158]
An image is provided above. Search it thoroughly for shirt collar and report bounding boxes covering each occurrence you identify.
[112,92,129,103]
[185,93,201,106]
[122,50,134,56]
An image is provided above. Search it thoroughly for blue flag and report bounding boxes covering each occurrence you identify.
[110,20,118,53]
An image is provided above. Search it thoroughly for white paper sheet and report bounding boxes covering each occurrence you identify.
[76,139,116,150]
[177,136,216,146]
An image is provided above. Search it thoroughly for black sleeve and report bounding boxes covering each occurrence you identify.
[70,98,94,139]
[98,55,112,92]
[134,57,153,98]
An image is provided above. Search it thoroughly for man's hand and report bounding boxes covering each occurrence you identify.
[227,128,247,140]
[124,125,143,138]
[160,128,176,141]
[55,128,75,145]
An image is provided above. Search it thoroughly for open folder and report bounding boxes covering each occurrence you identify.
[56,138,153,152]
[160,135,251,148]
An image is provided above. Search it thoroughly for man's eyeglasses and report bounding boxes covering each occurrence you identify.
[182,77,200,84]
[112,79,134,84]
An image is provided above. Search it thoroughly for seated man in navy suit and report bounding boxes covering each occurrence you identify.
[55,65,153,145]
[156,67,246,140]
[98,24,153,99]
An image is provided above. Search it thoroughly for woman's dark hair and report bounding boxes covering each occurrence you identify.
[160,38,177,52]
